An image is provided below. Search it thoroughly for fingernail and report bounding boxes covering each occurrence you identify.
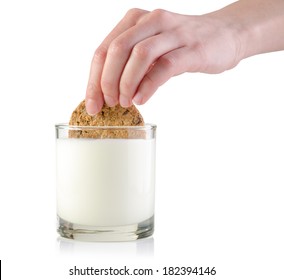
[104,95,117,107]
[86,99,99,116]
[120,95,131,108]
[133,92,143,105]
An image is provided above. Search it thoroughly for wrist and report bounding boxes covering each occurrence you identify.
[208,0,284,59]
[203,10,252,63]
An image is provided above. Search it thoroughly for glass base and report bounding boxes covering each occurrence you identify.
[57,215,154,242]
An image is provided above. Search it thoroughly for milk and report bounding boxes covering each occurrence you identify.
[56,138,155,227]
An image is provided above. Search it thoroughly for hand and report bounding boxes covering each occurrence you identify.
[85,8,245,115]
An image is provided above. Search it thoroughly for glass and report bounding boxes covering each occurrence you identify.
[55,124,156,241]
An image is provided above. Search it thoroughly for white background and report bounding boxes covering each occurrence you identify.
[0,0,284,279]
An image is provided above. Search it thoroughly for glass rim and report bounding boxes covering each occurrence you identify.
[55,123,156,131]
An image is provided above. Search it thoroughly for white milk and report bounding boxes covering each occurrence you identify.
[56,138,155,227]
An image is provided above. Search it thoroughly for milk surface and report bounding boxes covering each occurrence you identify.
[56,138,155,226]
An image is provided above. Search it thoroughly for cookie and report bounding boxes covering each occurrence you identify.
[69,100,145,138]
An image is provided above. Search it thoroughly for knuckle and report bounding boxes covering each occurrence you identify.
[93,46,108,62]
[132,43,151,60]
[125,8,144,18]
[125,8,148,25]
[108,39,129,56]
[150,9,170,22]
[86,83,101,96]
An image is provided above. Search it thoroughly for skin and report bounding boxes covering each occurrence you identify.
[85,0,284,115]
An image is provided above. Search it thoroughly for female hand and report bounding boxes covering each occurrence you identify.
[85,8,245,115]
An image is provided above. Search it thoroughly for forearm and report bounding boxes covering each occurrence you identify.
[209,0,284,59]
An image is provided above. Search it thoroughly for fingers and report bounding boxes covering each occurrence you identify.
[85,8,242,114]
[118,31,182,107]
[100,9,176,108]
[86,9,198,115]
[85,46,106,115]
[85,8,147,115]
[86,9,181,114]
[133,46,203,105]
[100,23,163,107]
